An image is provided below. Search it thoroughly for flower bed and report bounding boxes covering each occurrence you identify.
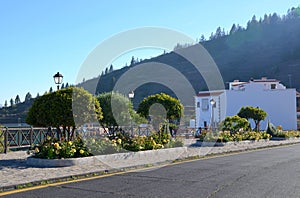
[272,130,300,139]
[198,131,271,143]
[28,131,184,159]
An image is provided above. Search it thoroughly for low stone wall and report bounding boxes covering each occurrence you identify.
[26,147,187,168]
[26,138,300,168]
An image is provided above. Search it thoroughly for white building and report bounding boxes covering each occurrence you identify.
[195,77,297,130]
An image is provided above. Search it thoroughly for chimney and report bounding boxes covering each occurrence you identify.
[261,77,267,80]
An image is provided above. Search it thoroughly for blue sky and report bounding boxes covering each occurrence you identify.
[0,0,299,106]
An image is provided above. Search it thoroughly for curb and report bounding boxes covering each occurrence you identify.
[26,147,187,168]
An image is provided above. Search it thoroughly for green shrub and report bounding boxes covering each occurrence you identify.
[29,136,91,159]
[30,129,184,159]
[198,131,272,142]
[220,115,250,133]
[85,137,124,155]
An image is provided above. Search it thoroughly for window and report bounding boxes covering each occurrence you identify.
[202,98,209,110]
[271,84,276,89]
[197,102,200,108]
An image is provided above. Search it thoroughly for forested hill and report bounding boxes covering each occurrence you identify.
[2,7,300,124]
[79,7,300,107]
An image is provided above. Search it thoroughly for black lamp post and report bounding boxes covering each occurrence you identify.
[210,98,216,131]
[53,72,63,90]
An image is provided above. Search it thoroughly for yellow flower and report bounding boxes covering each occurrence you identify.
[55,150,60,155]
[91,139,96,143]
[46,136,51,140]
[117,139,122,144]
[70,148,76,153]
[35,147,39,153]
[163,139,167,143]
[68,141,73,146]
[111,139,116,143]
[53,143,60,149]
[79,149,84,154]
[112,143,117,147]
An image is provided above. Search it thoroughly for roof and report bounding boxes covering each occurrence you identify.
[251,77,280,83]
[196,91,224,97]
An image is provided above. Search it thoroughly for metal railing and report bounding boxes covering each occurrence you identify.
[0,125,194,154]
[0,127,58,154]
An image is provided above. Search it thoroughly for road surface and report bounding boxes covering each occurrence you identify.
[2,144,300,198]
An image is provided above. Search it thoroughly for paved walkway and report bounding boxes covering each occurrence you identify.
[1,138,300,191]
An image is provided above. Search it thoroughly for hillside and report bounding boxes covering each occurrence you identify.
[0,99,34,125]
[80,8,300,109]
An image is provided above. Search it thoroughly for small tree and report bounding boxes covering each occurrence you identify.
[96,92,145,134]
[26,87,102,140]
[220,115,250,133]
[137,93,184,131]
[237,106,267,131]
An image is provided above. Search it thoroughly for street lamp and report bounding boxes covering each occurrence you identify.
[210,98,216,131]
[53,72,63,90]
[128,90,134,100]
[128,91,134,135]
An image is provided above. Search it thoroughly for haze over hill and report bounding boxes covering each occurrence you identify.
[79,7,300,108]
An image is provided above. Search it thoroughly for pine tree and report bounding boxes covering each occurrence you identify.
[215,27,222,38]
[10,98,14,106]
[25,92,32,102]
[109,64,114,73]
[200,34,206,42]
[15,95,21,104]
[49,87,53,93]
[130,56,136,66]
[4,100,7,108]
[229,24,237,34]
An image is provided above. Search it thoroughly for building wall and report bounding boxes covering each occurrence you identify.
[195,88,297,130]
[226,88,297,130]
[195,91,226,129]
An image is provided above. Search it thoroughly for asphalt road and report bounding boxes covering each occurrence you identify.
[3,144,300,198]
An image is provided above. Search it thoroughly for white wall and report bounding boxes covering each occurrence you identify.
[226,89,297,130]
[195,92,226,128]
[195,89,297,130]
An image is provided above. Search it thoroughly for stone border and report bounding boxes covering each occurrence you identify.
[194,139,270,147]
[26,138,300,168]
[26,147,187,168]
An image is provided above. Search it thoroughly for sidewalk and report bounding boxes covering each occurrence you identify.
[1,138,300,192]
